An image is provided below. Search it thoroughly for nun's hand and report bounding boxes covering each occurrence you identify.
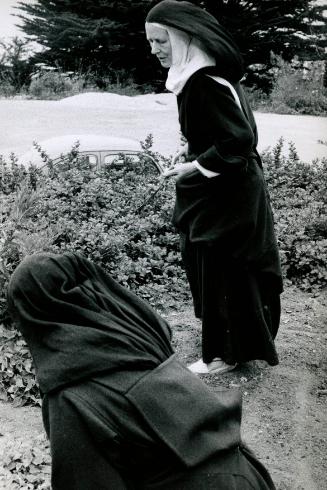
[171,143,189,165]
[162,161,196,178]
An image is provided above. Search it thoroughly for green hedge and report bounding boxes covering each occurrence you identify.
[263,138,327,291]
[0,138,326,405]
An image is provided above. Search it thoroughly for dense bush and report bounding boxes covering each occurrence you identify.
[1,47,326,115]
[246,56,327,116]
[0,38,33,96]
[264,138,327,290]
[0,138,326,405]
[0,80,18,97]
[243,86,270,112]
[0,139,189,404]
[25,59,327,114]
[26,65,148,99]
[268,61,327,116]
[29,67,87,99]
[86,68,152,95]
[1,139,186,302]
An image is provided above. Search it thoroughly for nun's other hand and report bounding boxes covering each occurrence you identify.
[171,144,189,165]
[162,161,196,178]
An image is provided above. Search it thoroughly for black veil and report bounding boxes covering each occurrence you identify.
[7,253,173,394]
[146,0,244,82]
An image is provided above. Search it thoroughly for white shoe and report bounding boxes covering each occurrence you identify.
[207,358,237,374]
[187,358,209,374]
[188,358,237,375]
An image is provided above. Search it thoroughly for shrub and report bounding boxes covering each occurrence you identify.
[0,138,189,404]
[0,138,326,405]
[0,140,186,301]
[0,38,33,95]
[29,67,86,99]
[0,80,17,97]
[27,65,148,99]
[245,55,327,116]
[87,68,145,95]
[243,86,270,112]
[1,434,51,489]
[267,56,327,116]
[29,72,73,98]
[0,325,40,406]
[263,138,327,290]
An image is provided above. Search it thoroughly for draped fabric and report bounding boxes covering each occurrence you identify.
[42,362,275,489]
[146,0,244,83]
[7,253,276,489]
[180,234,281,365]
[7,252,173,394]
[174,154,280,264]
[171,69,283,365]
[172,69,281,263]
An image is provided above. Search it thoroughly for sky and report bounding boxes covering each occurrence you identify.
[0,0,23,39]
[0,0,326,41]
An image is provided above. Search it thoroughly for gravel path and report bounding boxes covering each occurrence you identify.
[1,93,327,162]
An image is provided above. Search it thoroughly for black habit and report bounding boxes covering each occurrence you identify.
[147,0,283,366]
[8,253,276,489]
[174,68,283,365]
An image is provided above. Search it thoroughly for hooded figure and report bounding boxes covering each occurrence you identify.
[145,0,283,375]
[8,252,276,489]
[146,0,244,85]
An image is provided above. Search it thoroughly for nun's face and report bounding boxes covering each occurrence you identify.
[146,24,172,68]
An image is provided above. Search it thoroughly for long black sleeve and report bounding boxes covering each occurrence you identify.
[178,71,258,175]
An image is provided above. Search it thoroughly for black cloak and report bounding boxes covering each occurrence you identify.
[7,252,173,394]
[146,0,244,83]
[7,253,276,489]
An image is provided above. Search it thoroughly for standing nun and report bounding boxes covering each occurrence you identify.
[145,0,283,374]
[7,252,276,489]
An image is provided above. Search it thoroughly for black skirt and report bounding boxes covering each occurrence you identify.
[180,234,280,365]
[175,157,282,364]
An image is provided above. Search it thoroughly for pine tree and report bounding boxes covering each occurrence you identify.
[15,0,326,88]
[15,0,160,83]
[199,0,326,88]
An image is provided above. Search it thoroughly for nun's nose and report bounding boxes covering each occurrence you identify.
[151,41,160,54]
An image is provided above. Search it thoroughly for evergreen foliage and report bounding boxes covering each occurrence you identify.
[200,0,326,64]
[0,38,33,94]
[14,0,326,89]
[15,0,161,84]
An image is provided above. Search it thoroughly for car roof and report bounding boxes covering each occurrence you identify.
[17,134,141,167]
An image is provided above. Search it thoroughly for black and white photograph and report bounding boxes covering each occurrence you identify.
[0,1,326,489]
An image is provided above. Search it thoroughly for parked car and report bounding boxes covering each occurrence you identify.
[17,134,163,174]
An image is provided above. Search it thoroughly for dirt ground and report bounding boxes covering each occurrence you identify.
[169,286,327,490]
[0,286,326,489]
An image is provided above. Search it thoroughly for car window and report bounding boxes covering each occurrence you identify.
[102,152,161,175]
[79,153,98,167]
[87,154,98,166]
[103,153,139,165]
[53,152,98,168]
